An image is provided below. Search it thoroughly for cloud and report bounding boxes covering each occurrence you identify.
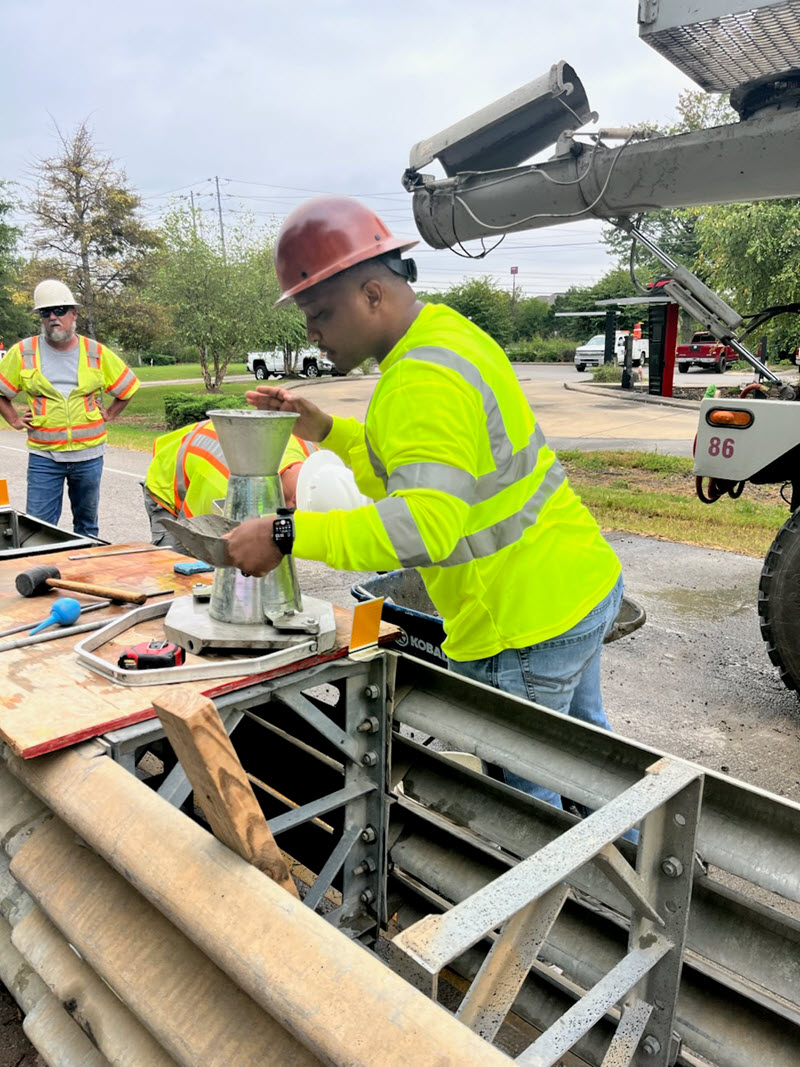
[4,0,699,293]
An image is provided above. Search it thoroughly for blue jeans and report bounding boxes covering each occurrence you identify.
[27,452,104,539]
[449,574,624,808]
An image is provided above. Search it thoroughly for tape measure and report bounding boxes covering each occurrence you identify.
[118,640,185,670]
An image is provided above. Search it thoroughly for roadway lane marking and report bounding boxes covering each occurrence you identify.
[0,443,145,478]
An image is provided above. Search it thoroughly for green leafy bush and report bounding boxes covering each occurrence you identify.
[163,392,248,430]
[591,364,623,383]
[506,336,576,362]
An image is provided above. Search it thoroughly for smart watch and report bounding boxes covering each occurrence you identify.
[272,507,295,556]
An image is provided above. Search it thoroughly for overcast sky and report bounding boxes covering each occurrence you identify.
[4,0,698,298]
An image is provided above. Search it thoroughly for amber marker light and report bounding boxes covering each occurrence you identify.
[706,409,754,428]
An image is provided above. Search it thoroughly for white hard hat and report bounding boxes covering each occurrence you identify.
[32,279,79,310]
[296,450,372,512]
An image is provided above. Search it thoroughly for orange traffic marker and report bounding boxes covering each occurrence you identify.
[350,597,384,652]
[0,480,8,507]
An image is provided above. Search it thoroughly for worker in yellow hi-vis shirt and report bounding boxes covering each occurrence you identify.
[142,418,316,550]
[224,196,625,812]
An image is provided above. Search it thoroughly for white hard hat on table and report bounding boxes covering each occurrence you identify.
[33,279,79,310]
[296,451,372,512]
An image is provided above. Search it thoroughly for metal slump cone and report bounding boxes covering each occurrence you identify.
[205,409,299,476]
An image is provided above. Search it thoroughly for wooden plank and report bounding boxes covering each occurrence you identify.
[0,542,400,759]
[152,688,300,898]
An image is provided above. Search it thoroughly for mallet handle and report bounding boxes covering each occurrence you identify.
[45,579,147,605]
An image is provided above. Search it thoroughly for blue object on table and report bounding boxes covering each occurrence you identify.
[29,597,83,636]
[173,560,215,575]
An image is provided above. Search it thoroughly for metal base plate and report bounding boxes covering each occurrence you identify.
[74,596,338,686]
[165,594,337,655]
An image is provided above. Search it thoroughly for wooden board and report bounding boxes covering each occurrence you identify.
[0,543,399,759]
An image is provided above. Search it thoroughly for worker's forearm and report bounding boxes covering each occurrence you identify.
[0,396,25,430]
[104,398,131,422]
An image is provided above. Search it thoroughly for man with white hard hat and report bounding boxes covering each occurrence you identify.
[0,280,139,538]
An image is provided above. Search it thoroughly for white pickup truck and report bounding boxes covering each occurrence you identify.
[574,331,649,372]
[247,347,336,380]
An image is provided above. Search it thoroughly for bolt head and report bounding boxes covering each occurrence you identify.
[642,1035,661,1056]
[364,684,380,700]
[661,856,684,878]
[360,889,375,905]
[362,751,378,767]
[360,826,377,843]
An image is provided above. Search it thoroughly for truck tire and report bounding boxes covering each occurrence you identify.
[575,363,586,372]
[254,364,267,380]
[678,364,689,373]
[716,358,727,374]
[759,509,800,693]
[304,359,320,378]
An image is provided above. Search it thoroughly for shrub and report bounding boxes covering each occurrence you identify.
[591,364,623,383]
[506,336,576,362]
[163,392,248,430]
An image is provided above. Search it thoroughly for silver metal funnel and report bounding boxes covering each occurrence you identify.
[205,409,299,476]
[205,408,303,626]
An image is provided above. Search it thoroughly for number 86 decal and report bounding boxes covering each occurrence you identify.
[708,436,734,458]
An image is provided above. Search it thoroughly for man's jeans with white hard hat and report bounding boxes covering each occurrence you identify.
[448,573,624,809]
[27,452,104,539]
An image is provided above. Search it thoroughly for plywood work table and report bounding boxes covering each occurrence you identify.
[0,543,397,758]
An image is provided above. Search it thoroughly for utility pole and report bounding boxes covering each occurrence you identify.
[214,175,227,263]
[190,190,198,237]
[510,265,518,303]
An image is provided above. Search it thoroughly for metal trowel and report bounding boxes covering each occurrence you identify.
[161,514,239,567]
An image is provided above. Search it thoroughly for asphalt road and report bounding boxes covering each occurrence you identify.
[1,365,799,806]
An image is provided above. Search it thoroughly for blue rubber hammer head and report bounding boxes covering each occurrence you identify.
[29,597,83,636]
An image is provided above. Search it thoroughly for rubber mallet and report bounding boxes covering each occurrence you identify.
[15,564,148,605]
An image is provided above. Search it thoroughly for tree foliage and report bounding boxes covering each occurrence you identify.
[0,187,30,347]
[552,268,642,338]
[434,277,514,345]
[150,208,300,390]
[28,120,161,338]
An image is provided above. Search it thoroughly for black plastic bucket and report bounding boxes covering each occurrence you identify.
[351,569,646,668]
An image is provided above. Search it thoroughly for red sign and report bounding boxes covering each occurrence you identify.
[510,266,518,275]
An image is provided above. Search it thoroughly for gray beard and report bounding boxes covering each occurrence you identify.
[45,325,76,344]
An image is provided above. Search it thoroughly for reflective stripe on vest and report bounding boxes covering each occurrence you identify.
[174,423,226,512]
[367,346,565,568]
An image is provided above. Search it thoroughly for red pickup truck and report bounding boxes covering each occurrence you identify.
[676,331,736,373]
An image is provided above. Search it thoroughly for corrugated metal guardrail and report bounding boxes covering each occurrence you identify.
[0,740,510,1067]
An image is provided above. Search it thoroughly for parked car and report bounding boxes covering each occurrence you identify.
[675,332,736,374]
[247,348,336,380]
[574,331,648,372]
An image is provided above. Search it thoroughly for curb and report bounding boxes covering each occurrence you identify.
[563,381,703,411]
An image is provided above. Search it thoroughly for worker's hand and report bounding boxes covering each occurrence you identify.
[223,516,283,577]
[245,386,333,442]
[18,409,34,430]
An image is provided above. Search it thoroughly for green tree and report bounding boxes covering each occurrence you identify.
[552,268,641,338]
[436,277,513,345]
[150,208,298,390]
[696,199,800,356]
[512,295,554,341]
[28,120,161,339]
[0,187,31,347]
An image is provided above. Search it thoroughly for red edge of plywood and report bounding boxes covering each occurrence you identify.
[18,634,398,759]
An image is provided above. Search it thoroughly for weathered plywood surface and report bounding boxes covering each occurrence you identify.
[0,543,397,759]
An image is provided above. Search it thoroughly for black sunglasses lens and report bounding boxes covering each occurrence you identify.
[39,306,69,317]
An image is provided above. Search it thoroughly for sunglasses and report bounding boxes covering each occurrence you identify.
[37,305,72,318]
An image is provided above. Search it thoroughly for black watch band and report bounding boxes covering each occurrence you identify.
[272,507,295,556]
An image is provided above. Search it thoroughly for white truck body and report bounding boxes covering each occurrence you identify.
[574,331,648,371]
[247,347,335,379]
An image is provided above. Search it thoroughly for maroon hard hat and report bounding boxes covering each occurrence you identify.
[274,195,418,306]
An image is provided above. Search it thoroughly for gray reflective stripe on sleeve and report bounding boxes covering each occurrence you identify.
[440,457,568,568]
[21,338,36,370]
[375,496,433,568]
[366,432,387,486]
[387,462,477,503]
[399,347,513,470]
